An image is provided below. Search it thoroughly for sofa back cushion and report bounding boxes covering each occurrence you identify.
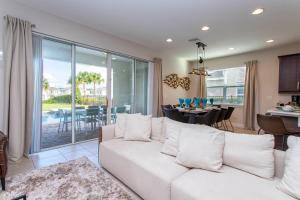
[274,150,285,178]
[151,117,165,142]
[176,127,225,171]
[278,136,300,199]
[223,132,275,178]
[161,118,218,156]
[114,113,128,138]
[124,115,152,141]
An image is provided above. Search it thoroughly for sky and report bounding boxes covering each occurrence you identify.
[43,59,107,88]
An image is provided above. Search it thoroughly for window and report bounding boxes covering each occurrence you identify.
[206,66,246,105]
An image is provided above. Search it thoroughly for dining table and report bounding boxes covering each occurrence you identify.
[175,107,218,124]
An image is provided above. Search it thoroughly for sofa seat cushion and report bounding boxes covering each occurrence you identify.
[100,139,188,200]
[171,166,296,200]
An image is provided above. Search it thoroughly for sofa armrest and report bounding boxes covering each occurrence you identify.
[99,124,115,143]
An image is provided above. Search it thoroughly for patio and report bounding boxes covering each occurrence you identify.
[41,123,100,149]
[40,105,128,149]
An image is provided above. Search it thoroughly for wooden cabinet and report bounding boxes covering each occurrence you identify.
[278,54,300,93]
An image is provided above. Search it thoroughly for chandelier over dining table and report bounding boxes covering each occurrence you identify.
[188,39,210,76]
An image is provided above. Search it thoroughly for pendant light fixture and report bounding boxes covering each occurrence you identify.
[188,39,210,76]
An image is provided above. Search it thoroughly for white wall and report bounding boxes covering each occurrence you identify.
[188,42,300,127]
[0,0,157,130]
[161,53,189,105]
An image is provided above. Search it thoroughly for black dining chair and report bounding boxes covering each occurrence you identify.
[215,108,228,129]
[161,105,173,116]
[195,109,219,127]
[223,107,235,132]
[163,108,189,123]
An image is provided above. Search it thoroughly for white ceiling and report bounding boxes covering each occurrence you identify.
[15,0,300,59]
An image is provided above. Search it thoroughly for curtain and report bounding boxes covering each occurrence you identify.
[152,58,163,117]
[2,16,34,161]
[199,74,207,98]
[31,35,42,153]
[243,60,258,130]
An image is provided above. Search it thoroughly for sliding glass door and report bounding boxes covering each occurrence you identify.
[41,39,73,149]
[111,55,135,118]
[75,47,107,142]
[32,34,150,152]
[135,60,149,114]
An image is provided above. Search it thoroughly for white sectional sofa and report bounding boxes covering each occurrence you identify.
[99,119,296,200]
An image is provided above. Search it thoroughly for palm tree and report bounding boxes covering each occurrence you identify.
[76,72,89,98]
[43,78,49,91]
[90,73,104,98]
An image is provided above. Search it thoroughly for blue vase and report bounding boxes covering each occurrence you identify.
[194,97,200,108]
[178,98,184,108]
[185,98,192,108]
[210,98,214,105]
[202,98,208,107]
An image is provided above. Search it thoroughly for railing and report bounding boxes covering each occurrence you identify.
[207,96,244,105]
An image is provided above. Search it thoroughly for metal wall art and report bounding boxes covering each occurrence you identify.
[163,74,191,91]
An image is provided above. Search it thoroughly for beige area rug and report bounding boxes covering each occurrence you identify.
[0,157,135,200]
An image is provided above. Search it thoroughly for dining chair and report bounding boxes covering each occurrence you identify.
[163,108,189,123]
[257,114,298,150]
[195,109,219,126]
[84,108,100,134]
[100,106,116,125]
[75,106,86,132]
[161,105,173,116]
[112,106,126,123]
[57,109,72,133]
[215,108,228,129]
[223,107,235,132]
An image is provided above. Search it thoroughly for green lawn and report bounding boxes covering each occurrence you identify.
[42,103,87,111]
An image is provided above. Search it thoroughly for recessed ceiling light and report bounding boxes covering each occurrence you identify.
[266,39,274,43]
[201,26,210,31]
[166,38,173,43]
[228,47,235,50]
[112,57,117,60]
[0,51,3,55]
[252,8,264,15]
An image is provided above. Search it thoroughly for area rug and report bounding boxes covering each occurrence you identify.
[0,157,135,200]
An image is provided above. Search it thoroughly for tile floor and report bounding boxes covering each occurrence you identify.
[7,139,99,177]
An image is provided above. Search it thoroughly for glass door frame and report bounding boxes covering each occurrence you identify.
[32,32,151,152]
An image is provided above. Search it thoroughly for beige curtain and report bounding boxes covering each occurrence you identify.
[199,74,207,98]
[152,58,163,117]
[3,16,34,161]
[243,60,258,130]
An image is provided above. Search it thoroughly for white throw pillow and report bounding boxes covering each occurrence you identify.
[161,122,181,156]
[176,128,225,171]
[114,113,128,138]
[151,117,165,142]
[278,136,300,199]
[161,118,217,156]
[124,115,152,141]
[223,132,275,178]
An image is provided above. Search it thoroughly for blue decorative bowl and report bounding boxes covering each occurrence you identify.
[185,98,192,108]
[210,98,214,105]
[202,98,208,107]
[178,98,184,108]
[194,97,200,108]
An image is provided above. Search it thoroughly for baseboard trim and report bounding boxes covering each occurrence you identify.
[232,122,244,128]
